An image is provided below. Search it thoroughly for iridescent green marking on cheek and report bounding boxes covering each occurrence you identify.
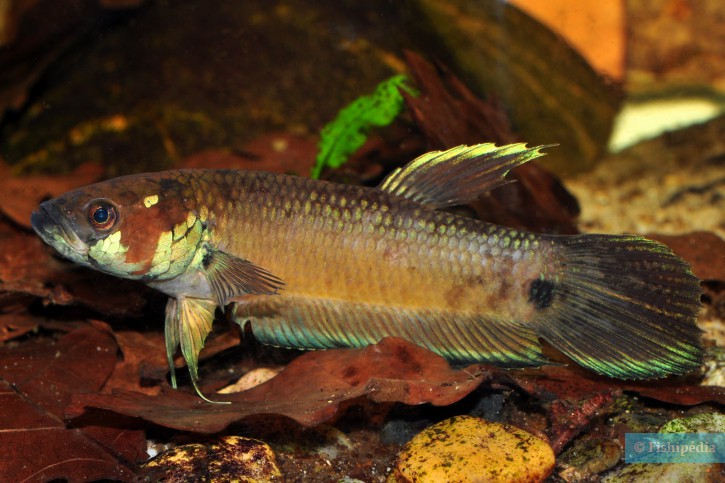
[148,230,174,277]
[172,219,188,241]
[150,214,206,279]
[170,236,190,262]
[88,230,148,276]
[89,231,126,260]
[101,231,125,255]
[158,230,173,253]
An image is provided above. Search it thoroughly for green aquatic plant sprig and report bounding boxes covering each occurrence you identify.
[311,74,416,179]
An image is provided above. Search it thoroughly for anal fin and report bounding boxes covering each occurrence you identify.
[231,295,547,367]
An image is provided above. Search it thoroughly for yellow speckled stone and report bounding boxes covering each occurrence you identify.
[391,415,555,483]
[143,435,282,482]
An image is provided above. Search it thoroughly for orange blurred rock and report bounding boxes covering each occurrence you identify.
[512,0,625,80]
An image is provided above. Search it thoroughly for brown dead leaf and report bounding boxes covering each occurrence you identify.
[0,322,118,416]
[67,337,491,433]
[0,381,138,482]
[0,217,154,316]
[0,312,88,342]
[0,313,41,342]
[501,364,725,406]
[103,330,168,396]
[0,160,102,228]
[180,132,316,175]
[495,363,725,453]
[0,323,143,481]
[107,328,241,395]
[648,231,725,282]
[404,51,517,149]
[548,392,618,454]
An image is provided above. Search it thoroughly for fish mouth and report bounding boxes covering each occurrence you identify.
[31,202,89,257]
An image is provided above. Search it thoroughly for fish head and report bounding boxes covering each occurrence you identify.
[31,172,206,282]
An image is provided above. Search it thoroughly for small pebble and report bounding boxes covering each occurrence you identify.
[142,435,282,482]
[557,438,622,481]
[218,367,282,394]
[390,415,555,482]
[603,459,722,482]
[604,412,725,482]
[660,412,725,434]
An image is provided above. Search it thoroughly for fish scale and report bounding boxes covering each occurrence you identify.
[190,170,546,318]
[31,143,704,402]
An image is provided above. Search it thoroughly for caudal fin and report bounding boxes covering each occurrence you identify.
[532,234,703,379]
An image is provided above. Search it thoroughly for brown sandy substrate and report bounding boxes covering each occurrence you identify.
[564,127,725,240]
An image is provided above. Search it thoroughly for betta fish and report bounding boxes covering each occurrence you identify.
[31,144,703,402]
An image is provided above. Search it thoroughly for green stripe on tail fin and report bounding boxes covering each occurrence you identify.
[533,235,703,379]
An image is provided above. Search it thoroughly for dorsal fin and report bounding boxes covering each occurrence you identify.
[377,143,550,209]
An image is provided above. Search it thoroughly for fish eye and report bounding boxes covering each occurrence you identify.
[88,200,118,231]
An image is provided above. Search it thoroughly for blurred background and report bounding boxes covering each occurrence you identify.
[1,0,723,239]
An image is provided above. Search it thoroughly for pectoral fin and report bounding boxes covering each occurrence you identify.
[165,296,229,404]
[164,299,181,389]
[202,247,285,306]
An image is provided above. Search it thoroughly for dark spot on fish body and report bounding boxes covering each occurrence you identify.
[159,177,184,193]
[444,275,486,310]
[467,275,485,287]
[495,277,513,304]
[444,284,466,309]
[317,190,329,204]
[529,278,556,309]
[202,251,213,269]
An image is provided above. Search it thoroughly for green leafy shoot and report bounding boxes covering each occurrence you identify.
[311,74,416,179]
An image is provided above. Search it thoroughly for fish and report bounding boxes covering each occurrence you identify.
[31,144,703,402]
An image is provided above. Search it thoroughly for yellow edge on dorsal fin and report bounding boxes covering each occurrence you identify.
[377,143,553,209]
